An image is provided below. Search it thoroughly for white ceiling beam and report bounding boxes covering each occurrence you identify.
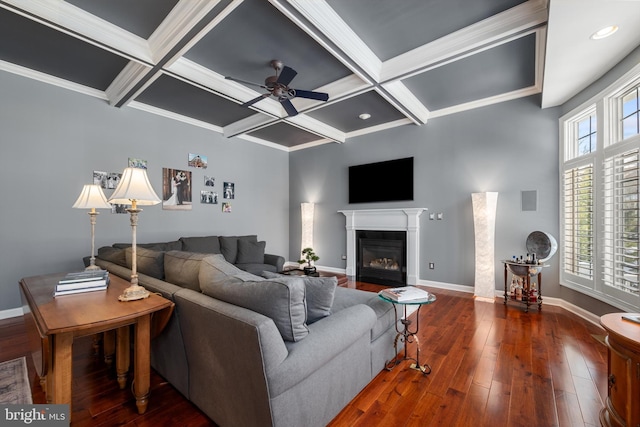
[223,114,279,139]
[106,62,153,106]
[381,0,548,82]
[380,81,430,124]
[274,0,381,84]
[286,114,346,143]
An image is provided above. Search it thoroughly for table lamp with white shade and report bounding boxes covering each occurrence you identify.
[108,167,161,301]
[73,184,113,271]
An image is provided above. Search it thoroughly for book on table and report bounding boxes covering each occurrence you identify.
[56,270,109,292]
[380,286,431,302]
[54,284,108,297]
[621,314,640,325]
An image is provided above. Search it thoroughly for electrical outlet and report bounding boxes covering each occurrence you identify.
[341,254,347,260]
[436,212,443,220]
[429,262,435,269]
[429,212,435,220]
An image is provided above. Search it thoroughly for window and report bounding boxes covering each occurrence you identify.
[622,87,640,140]
[561,71,640,312]
[563,165,594,279]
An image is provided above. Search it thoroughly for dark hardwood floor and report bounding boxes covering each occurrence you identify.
[1,281,608,426]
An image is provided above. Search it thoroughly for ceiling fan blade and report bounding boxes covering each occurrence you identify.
[225,76,267,90]
[277,66,297,86]
[292,89,329,102]
[280,98,298,116]
[242,94,269,108]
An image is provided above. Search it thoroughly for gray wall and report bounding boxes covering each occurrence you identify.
[290,95,562,295]
[0,71,289,313]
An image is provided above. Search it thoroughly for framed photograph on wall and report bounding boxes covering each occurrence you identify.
[188,153,207,169]
[93,171,107,188]
[162,168,192,210]
[223,182,235,199]
[128,158,147,169]
[222,202,232,213]
[204,176,215,187]
[201,190,218,204]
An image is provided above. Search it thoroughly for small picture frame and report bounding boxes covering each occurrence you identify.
[201,190,218,204]
[188,153,207,169]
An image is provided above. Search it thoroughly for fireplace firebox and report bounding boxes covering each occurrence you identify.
[356,230,407,286]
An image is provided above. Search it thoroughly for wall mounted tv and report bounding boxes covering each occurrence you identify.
[348,157,414,204]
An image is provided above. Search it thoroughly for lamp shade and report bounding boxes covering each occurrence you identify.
[72,184,112,209]
[109,168,161,206]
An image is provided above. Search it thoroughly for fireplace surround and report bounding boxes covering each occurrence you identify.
[357,230,407,286]
[339,208,427,285]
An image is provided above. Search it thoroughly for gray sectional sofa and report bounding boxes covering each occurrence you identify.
[92,235,400,427]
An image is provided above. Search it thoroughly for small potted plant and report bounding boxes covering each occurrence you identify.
[298,247,319,275]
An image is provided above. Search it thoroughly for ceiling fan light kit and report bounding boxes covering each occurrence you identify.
[226,59,329,117]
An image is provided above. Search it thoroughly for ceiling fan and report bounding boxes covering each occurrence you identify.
[225,60,329,117]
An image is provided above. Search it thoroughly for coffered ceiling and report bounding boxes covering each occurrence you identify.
[1,0,639,151]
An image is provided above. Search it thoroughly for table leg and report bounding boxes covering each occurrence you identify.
[51,332,73,409]
[134,314,151,414]
[503,264,508,304]
[116,326,130,389]
[103,330,115,367]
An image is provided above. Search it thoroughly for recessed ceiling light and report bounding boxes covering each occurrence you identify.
[590,25,619,40]
[359,113,371,120]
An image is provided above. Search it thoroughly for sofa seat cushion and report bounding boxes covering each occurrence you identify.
[179,236,221,254]
[199,255,309,342]
[125,247,165,280]
[262,271,337,324]
[219,235,257,264]
[332,287,397,342]
[236,240,266,264]
[164,251,209,291]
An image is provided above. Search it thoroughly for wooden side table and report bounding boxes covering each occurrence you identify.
[599,313,640,427]
[19,273,173,418]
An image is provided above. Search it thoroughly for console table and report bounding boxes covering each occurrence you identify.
[19,273,174,417]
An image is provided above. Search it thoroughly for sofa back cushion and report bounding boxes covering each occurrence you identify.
[219,235,257,264]
[262,271,337,324]
[125,247,165,279]
[164,251,209,291]
[199,255,308,342]
[179,236,221,254]
[115,241,182,252]
[97,246,127,267]
[236,240,266,264]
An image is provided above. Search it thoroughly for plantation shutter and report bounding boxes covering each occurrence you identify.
[603,149,640,295]
[563,164,594,279]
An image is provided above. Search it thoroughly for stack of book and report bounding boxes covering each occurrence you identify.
[55,270,110,296]
[379,286,431,302]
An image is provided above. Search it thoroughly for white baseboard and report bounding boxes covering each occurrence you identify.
[0,307,23,321]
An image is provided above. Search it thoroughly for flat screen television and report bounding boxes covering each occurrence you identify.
[348,157,414,204]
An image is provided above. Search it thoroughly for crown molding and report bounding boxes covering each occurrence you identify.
[128,100,223,133]
[223,114,279,138]
[2,0,152,63]
[0,59,106,100]
[345,118,413,140]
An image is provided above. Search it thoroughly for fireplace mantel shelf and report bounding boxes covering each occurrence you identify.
[339,208,428,285]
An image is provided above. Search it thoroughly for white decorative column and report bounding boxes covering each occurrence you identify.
[339,208,427,285]
[471,192,499,302]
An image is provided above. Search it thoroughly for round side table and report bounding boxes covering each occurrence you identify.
[378,290,436,375]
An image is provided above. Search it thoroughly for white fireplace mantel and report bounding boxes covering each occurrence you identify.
[339,208,427,285]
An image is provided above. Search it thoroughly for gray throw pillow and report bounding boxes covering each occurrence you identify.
[179,236,221,254]
[97,246,126,267]
[236,240,266,264]
[219,235,258,264]
[262,271,337,324]
[125,247,164,280]
[164,251,209,291]
[200,255,308,342]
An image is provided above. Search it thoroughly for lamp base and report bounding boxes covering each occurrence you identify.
[118,284,150,302]
[85,264,102,272]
